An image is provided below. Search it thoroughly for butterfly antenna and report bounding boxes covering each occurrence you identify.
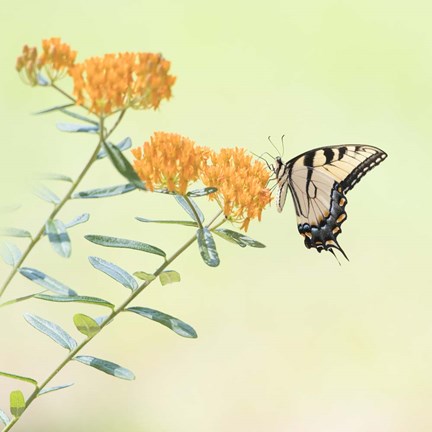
[268,136,281,157]
[281,134,286,159]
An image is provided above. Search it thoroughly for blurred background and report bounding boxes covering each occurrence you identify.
[1,1,431,431]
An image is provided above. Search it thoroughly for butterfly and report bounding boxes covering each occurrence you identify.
[272,144,387,260]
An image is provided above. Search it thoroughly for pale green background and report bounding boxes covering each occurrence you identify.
[1,1,431,431]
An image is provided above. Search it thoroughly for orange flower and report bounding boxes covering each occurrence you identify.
[69,52,175,115]
[16,38,76,86]
[132,132,210,195]
[200,148,272,231]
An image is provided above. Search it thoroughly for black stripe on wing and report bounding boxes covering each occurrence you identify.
[298,183,349,260]
[340,148,387,193]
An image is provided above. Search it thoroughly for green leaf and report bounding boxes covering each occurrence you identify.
[0,371,38,387]
[94,315,110,326]
[85,235,166,258]
[33,185,61,204]
[0,409,10,426]
[196,228,220,267]
[34,103,75,115]
[97,137,132,159]
[34,294,114,309]
[159,271,181,286]
[0,227,31,238]
[73,183,136,199]
[0,241,22,266]
[187,187,218,197]
[45,219,71,258]
[24,313,77,351]
[36,173,73,183]
[73,314,100,337]
[102,141,144,189]
[0,292,42,308]
[10,390,25,418]
[64,213,90,229]
[56,122,99,133]
[127,307,197,338]
[19,268,77,296]
[58,108,99,125]
[133,271,156,281]
[38,383,74,396]
[214,228,266,248]
[135,217,198,227]
[174,196,204,223]
[74,356,135,380]
[88,256,138,290]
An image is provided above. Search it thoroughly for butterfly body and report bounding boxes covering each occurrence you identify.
[273,145,387,260]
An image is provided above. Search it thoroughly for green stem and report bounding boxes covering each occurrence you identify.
[2,209,225,431]
[0,113,125,300]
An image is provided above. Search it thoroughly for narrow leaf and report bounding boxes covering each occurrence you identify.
[33,185,61,204]
[0,241,22,266]
[24,313,77,351]
[59,108,99,125]
[0,371,38,387]
[73,183,136,199]
[94,316,110,326]
[73,314,100,337]
[74,356,135,380]
[34,103,75,114]
[135,217,198,227]
[56,122,99,133]
[102,141,144,189]
[159,271,181,286]
[0,409,10,426]
[0,292,42,308]
[196,228,220,267]
[174,196,204,223]
[64,213,90,229]
[38,383,74,396]
[133,271,156,281]
[127,307,197,338]
[214,228,266,248]
[19,268,77,296]
[0,227,31,238]
[36,173,73,182]
[45,219,71,258]
[34,294,114,309]
[85,235,166,258]
[97,137,132,159]
[187,187,218,197]
[10,390,25,418]
[88,256,138,290]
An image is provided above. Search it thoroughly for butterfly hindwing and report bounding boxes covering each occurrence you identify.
[274,144,387,259]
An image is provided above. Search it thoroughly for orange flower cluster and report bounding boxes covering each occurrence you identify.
[132,132,210,195]
[16,38,76,85]
[131,134,272,231]
[69,52,175,115]
[201,148,272,231]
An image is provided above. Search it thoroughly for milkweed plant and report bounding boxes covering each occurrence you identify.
[0,38,272,430]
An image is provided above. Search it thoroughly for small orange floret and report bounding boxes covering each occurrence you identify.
[132,132,210,195]
[200,148,272,231]
[69,52,175,115]
[16,38,76,86]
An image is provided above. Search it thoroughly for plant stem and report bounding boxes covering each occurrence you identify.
[2,209,225,431]
[0,113,125,300]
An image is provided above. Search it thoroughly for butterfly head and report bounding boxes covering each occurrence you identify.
[273,156,284,178]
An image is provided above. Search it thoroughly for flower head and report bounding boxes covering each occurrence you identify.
[200,148,272,231]
[132,132,210,195]
[16,38,76,85]
[69,52,175,115]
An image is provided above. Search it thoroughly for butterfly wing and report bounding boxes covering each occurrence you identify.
[275,145,387,259]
